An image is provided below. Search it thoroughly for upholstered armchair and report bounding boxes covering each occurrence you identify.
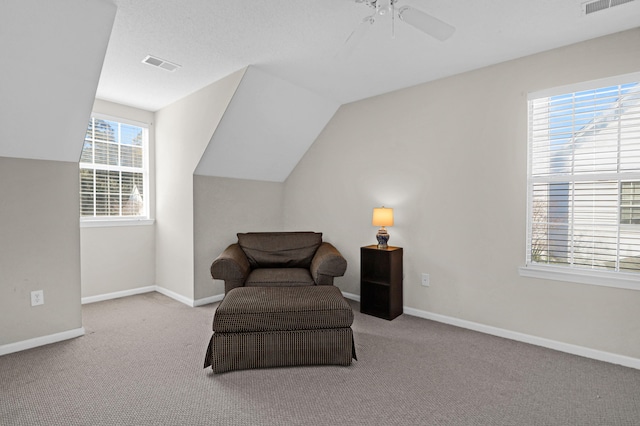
[210,232,347,294]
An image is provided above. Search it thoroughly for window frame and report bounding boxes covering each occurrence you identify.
[79,113,152,227]
[519,72,640,290]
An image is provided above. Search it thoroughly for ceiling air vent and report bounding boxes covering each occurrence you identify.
[583,0,635,15]
[142,55,181,72]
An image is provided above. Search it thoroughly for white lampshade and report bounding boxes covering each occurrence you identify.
[372,207,394,227]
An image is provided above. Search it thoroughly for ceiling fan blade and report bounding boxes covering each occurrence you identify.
[339,15,375,57]
[397,6,455,41]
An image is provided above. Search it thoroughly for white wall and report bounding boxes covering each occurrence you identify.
[0,158,82,345]
[80,100,156,299]
[283,28,640,359]
[155,68,245,302]
[193,176,284,300]
[195,66,340,182]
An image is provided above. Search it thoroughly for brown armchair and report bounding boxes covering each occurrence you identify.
[210,232,347,294]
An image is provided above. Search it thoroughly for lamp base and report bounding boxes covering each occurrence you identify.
[376,227,390,249]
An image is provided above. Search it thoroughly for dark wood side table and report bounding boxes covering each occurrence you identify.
[360,245,403,320]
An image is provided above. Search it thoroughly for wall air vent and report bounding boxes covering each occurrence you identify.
[142,55,181,72]
[582,0,635,15]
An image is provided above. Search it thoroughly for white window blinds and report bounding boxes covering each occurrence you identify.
[527,74,640,275]
[80,115,149,220]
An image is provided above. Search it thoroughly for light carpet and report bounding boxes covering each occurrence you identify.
[1,292,639,425]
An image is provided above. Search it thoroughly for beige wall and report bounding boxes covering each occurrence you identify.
[155,68,245,301]
[193,176,284,299]
[80,100,156,299]
[80,225,156,298]
[0,0,114,352]
[0,157,82,345]
[284,28,640,359]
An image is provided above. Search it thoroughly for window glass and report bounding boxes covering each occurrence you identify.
[79,115,148,220]
[527,76,640,275]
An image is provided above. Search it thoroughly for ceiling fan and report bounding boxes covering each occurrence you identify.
[343,0,455,52]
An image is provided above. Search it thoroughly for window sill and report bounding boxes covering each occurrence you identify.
[519,264,640,291]
[80,219,155,228]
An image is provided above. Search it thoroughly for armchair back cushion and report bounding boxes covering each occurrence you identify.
[237,232,322,269]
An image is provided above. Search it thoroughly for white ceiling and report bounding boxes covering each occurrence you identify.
[97,0,640,112]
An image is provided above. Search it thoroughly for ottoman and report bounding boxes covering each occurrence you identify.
[204,285,357,373]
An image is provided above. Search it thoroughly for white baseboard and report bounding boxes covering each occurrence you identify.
[154,286,224,307]
[82,285,224,308]
[82,286,156,304]
[342,291,360,302]
[154,286,196,307]
[0,327,85,357]
[343,290,639,370]
[16,288,638,370]
[2,286,225,356]
[193,294,224,307]
[403,306,640,371]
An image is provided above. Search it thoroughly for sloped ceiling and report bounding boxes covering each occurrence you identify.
[97,0,640,112]
[95,1,640,183]
[0,0,116,162]
[195,66,340,182]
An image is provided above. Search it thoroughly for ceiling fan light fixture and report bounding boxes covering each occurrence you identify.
[376,0,390,15]
[341,0,455,55]
[398,6,455,41]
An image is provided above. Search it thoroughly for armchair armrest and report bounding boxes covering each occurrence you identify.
[310,242,347,285]
[210,244,251,293]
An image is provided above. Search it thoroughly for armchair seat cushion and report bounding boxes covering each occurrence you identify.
[245,268,314,287]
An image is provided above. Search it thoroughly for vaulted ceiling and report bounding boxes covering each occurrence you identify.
[3,1,639,179]
[97,0,640,112]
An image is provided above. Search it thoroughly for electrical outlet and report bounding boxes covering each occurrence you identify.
[31,290,44,306]
[421,273,430,287]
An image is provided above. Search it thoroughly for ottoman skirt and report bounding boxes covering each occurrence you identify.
[204,286,356,373]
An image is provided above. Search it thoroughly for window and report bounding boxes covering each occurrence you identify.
[80,114,149,222]
[523,73,640,288]
[620,181,640,224]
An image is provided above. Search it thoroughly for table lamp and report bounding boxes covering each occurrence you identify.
[372,207,394,249]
